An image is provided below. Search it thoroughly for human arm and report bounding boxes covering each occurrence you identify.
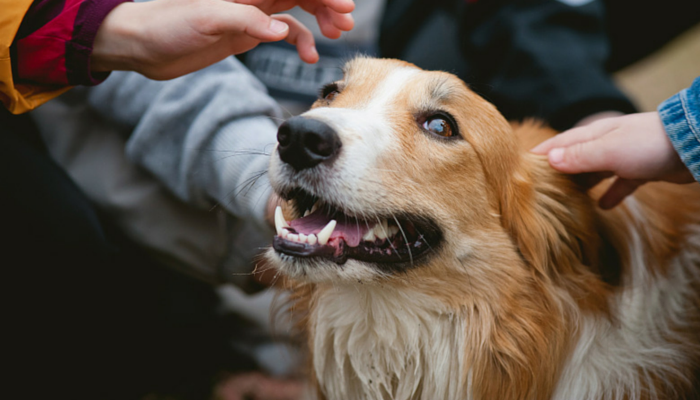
[3,0,354,113]
[85,57,281,229]
[531,77,700,209]
[90,0,356,80]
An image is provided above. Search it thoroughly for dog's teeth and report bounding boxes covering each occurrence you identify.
[274,206,290,236]
[389,225,399,236]
[311,202,320,214]
[317,220,336,245]
[362,227,376,242]
[288,233,299,242]
[299,233,308,243]
[308,234,318,245]
[375,219,389,239]
[304,209,311,217]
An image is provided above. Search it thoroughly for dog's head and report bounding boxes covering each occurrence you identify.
[266,57,608,305]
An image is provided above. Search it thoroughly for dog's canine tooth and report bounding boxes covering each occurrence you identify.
[304,209,311,217]
[308,234,318,245]
[275,206,290,236]
[375,228,386,240]
[375,219,390,240]
[362,226,377,242]
[388,225,399,236]
[311,202,320,214]
[317,220,337,245]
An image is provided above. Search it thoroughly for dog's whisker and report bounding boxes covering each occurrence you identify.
[393,214,413,265]
[376,216,400,259]
[210,169,268,212]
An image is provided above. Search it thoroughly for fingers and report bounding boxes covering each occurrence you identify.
[315,5,354,39]
[545,135,619,175]
[322,0,355,14]
[211,3,290,41]
[273,14,319,63]
[228,0,354,39]
[297,0,354,39]
[531,119,614,155]
[598,177,644,209]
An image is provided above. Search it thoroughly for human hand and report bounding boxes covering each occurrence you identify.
[91,0,354,80]
[531,112,694,209]
[233,0,355,39]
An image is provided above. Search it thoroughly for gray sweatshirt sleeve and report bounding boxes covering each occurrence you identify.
[85,58,282,228]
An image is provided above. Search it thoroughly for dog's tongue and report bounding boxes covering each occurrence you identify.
[289,210,370,247]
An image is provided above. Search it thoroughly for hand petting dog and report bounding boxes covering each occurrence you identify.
[91,0,355,80]
[532,112,694,209]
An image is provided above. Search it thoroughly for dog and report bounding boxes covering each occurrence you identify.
[264,57,700,400]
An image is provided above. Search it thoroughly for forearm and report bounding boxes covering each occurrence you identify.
[87,58,281,227]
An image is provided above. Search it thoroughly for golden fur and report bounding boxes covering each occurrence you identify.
[266,58,700,400]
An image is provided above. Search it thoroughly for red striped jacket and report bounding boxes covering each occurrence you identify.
[1,0,130,113]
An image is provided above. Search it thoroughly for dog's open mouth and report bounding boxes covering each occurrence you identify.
[272,189,441,265]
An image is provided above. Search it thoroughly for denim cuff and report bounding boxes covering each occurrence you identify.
[658,77,700,182]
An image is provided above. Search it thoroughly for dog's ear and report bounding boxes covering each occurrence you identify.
[500,153,595,277]
[494,123,609,288]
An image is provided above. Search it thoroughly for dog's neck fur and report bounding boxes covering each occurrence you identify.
[310,284,468,400]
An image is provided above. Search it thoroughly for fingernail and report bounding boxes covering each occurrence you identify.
[269,20,288,33]
[549,148,564,164]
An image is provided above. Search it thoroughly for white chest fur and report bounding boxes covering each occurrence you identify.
[311,285,468,400]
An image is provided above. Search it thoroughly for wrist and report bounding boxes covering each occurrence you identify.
[90,2,141,73]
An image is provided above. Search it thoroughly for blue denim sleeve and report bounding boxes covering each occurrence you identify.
[658,77,700,182]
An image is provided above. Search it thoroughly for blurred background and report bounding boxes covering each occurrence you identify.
[615,22,700,112]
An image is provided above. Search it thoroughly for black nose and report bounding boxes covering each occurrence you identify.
[277,116,341,171]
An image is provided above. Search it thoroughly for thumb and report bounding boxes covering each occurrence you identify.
[547,137,615,175]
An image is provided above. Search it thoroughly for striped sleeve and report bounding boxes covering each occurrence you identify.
[12,0,131,87]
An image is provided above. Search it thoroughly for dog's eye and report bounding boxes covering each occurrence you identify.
[423,116,454,138]
[325,90,339,101]
[320,83,340,101]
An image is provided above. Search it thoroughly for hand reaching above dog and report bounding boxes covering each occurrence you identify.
[531,112,694,209]
[233,0,355,39]
[91,0,355,80]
